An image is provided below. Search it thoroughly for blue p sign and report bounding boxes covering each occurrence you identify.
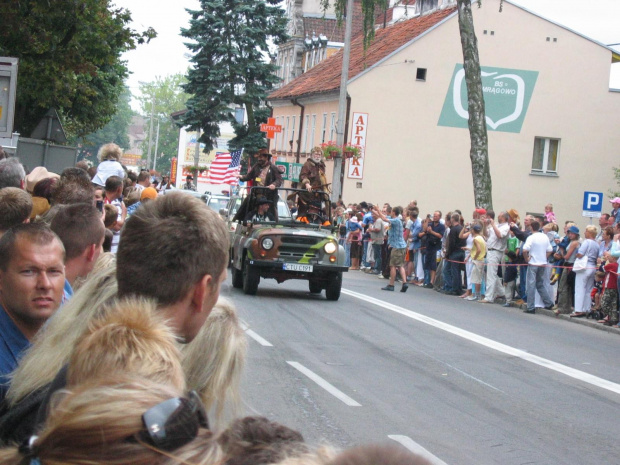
[583,191,603,213]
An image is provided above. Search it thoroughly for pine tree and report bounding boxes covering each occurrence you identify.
[180,0,289,157]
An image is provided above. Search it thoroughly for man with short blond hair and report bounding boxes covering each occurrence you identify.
[0,188,33,236]
[50,203,105,289]
[0,224,65,399]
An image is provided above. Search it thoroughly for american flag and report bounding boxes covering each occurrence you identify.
[207,149,243,185]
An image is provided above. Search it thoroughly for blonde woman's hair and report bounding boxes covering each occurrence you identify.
[98,142,123,162]
[68,297,185,391]
[585,225,598,238]
[181,297,247,429]
[0,378,223,465]
[6,266,118,405]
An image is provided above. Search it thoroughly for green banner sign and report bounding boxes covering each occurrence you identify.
[275,162,303,182]
[438,64,538,133]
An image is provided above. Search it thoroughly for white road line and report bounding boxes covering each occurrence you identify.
[342,289,620,398]
[287,361,362,407]
[388,435,449,465]
[245,329,273,347]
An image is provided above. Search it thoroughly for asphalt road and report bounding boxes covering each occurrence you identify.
[220,268,620,465]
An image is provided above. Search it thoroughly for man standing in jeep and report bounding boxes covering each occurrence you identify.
[235,149,282,221]
[297,147,329,222]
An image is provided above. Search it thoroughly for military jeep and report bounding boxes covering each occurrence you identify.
[230,187,347,300]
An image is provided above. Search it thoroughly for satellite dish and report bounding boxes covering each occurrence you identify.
[30,109,67,144]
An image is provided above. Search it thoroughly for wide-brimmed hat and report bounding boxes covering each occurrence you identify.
[610,197,620,204]
[567,225,580,235]
[256,196,272,206]
[507,208,520,222]
[26,167,59,193]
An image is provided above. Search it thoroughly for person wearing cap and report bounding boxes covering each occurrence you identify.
[183,175,196,191]
[126,187,158,217]
[555,224,581,314]
[245,197,274,222]
[609,197,620,226]
[235,149,282,221]
[297,147,329,222]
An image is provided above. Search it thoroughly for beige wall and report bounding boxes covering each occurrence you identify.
[271,99,341,187]
[343,0,620,228]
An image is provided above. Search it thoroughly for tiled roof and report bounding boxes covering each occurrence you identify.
[269,6,456,101]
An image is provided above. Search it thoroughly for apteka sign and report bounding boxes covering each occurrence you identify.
[348,112,368,179]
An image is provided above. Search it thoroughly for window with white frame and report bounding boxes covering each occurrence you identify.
[290,116,296,153]
[309,114,316,152]
[302,115,310,153]
[330,112,336,140]
[531,137,560,175]
[321,113,327,143]
[283,116,289,152]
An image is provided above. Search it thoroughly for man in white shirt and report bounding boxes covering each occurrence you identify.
[522,220,554,314]
[480,211,510,304]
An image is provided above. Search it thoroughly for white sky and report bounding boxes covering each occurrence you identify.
[119,0,620,111]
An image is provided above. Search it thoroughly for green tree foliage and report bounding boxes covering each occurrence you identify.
[73,87,135,165]
[137,74,191,173]
[0,0,155,139]
[180,0,288,158]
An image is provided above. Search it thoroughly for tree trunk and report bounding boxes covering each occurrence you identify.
[456,0,493,211]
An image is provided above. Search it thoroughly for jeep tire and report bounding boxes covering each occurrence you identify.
[231,265,243,289]
[243,262,260,295]
[308,280,322,294]
[325,272,342,301]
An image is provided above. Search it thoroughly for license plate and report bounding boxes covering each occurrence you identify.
[283,263,313,272]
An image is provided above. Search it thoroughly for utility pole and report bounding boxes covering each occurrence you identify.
[146,97,155,170]
[152,119,160,171]
[331,0,354,202]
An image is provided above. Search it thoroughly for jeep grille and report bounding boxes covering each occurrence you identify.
[279,236,321,259]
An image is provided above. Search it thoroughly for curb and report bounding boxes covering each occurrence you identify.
[503,301,620,335]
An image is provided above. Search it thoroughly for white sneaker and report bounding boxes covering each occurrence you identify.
[465,295,479,301]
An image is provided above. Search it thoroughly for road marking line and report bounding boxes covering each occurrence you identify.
[342,289,620,397]
[388,435,449,465]
[287,361,362,407]
[245,329,273,347]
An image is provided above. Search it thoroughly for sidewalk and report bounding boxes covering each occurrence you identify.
[353,268,620,336]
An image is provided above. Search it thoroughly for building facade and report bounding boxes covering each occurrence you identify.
[268,0,620,226]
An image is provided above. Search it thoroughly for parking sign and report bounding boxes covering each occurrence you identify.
[582,191,603,218]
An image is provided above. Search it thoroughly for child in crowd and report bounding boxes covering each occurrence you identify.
[544,203,557,224]
[600,255,619,326]
[103,204,119,245]
[502,251,518,307]
[91,143,125,187]
[590,271,605,317]
[466,223,486,301]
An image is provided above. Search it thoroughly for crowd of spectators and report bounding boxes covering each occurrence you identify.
[0,149,432,465]
[333,198,620,326]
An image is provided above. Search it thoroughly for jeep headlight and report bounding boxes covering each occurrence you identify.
[324,241,337,254]
[262,238,274,250]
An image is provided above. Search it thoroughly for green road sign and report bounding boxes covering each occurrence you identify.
[276,162,303,182]
[438,64,539,133]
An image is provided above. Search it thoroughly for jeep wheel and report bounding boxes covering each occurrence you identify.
[308,280,322,294]
[231,265,243,289]
[325,272,342,301]
[243,263,260,295]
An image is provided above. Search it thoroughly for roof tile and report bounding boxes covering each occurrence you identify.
[269,6,456,101]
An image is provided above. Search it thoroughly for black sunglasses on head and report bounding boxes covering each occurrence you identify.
[137,390,209,451]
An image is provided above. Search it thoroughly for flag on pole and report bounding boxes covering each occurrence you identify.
[207,149,243,185]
